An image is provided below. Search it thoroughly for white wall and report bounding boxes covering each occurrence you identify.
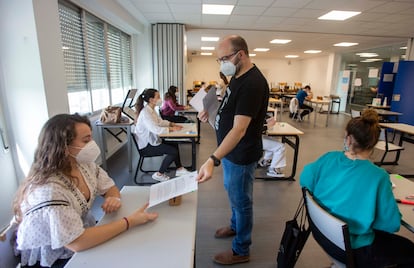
[0,0,50,179]
[185,55,338,99]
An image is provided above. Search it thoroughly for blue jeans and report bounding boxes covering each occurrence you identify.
[222,158,256,256]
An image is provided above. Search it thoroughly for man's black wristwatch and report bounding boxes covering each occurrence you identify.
[210,154,221,166]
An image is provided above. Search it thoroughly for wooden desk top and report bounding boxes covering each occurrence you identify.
[390,174,414,232]
[268,97,282,103]
[66,186,198,268]
[267,122,304,136]
[307,99,331,104]
[379,123,414,135]
[159,123,198,138]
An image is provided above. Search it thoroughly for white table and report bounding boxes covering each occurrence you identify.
[390,174,414,233]
[65,186,198,268]
[177,108,201,143]
[160,123,198,171]
[257,122,304,181]
[379,123,414,177]
[306,99,332,127]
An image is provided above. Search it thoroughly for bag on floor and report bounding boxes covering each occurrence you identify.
[100,106,122,124]
[276,197,310,268]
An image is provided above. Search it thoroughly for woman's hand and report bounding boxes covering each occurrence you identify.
[101,196,122,214]
[127,203,158,227]
[169,125,183,131]
[266,117,276,127]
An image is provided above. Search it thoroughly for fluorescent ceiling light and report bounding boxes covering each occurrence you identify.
[318,10,361,21]
[201,46,215,50]
[254,48,269,52]
[202,4,234,15]
[356,53,378,58]
[304,50,322,54]
[334,42,358,47]
[200,52,212,56]
[249,54,256,57]
[400,46,407,50]
[270,39,291,44]
[285,55,299,58]
[360,58,382,63]
[201,36,219,42]
[62,46,70,50]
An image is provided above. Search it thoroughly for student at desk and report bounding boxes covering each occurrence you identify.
[135,88,190,182]
[13,114,158,268]
[300,109,414,267]
[294,85,313,120]
[160,85,191,123]
[259,116,286,177]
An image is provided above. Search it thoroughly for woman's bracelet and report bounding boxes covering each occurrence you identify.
[123,217,129,231]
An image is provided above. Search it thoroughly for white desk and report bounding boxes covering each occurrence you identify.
[96,120,134,171]
[374,109,402,122]
[390,174,414,233]
[268,98,284,121]
[379,123,414,177]
[177,108,201,143]
[160,123,198,171]
[65,186,198,268]
[257,122,304,181]
[305,99,332,127]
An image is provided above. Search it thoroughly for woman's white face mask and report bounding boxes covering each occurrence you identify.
[156,99,163,106]
[70,140,101,164]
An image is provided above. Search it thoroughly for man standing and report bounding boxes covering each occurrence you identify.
[197,35,269,265]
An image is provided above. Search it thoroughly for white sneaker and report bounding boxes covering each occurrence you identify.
[266,168,285,178]
[152,172,170,182]
[176,167,191,177]
[258,158,271,167]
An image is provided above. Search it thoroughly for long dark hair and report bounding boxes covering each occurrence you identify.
[134,88,158,121]
[164,85,178,103]
[346,109,381,153]
[13,113,91,221]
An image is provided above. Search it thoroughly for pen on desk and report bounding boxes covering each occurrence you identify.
[396,199,414,205]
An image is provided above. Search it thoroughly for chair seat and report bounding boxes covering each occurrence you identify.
[375,141,404,152]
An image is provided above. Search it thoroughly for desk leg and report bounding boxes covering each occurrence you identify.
[325,101,332,127]
[191,138,196,171]
[196,118,201,143]
[313,104,318,127]
[127,126,132,172]
[99,127,107,170]
[282,135,299,180]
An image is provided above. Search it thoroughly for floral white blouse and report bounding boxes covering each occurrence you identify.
[16,163,115,267]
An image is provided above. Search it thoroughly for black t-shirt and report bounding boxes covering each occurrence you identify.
[215,65,269,165]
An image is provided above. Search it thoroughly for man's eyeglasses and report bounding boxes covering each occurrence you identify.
[216,51,239,63]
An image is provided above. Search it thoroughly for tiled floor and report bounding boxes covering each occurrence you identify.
[96,111,414,268]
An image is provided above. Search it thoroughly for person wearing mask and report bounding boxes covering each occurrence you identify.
[294,85,313,120]
[14,113,158,268]
[259,116,286,178]
[134,88,190,182]
[300,109,414,267]
[160,85,190,123]
[197,35,269,265]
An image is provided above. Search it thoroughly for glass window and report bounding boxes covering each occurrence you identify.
[58,0,132,114]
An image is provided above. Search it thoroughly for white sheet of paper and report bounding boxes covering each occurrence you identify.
[148,171,198,208]
[189,89,207,112]
[203,87,220,128]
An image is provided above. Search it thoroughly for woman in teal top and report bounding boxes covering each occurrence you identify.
[300,109,414,267]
